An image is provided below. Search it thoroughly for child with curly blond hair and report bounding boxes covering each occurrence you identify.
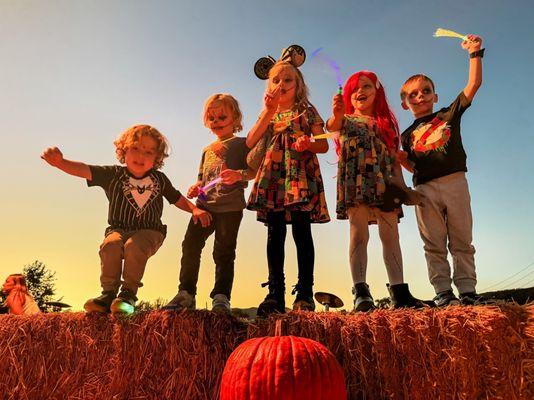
[42,125,211,314]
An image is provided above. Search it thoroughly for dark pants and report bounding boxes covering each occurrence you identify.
[266,211,314,295]
[179,210,243,299]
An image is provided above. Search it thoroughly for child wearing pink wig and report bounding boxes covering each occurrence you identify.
[327,70,424,311]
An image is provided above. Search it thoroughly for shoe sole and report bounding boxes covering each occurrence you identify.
[84,301,110,314]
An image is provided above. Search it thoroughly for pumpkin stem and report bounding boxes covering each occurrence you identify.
[275,319,286,336]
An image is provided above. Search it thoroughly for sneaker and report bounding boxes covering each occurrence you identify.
[84,291,116,313]
[353,283,376,312]
[110,289,137,315]
[162,290,196,311]
[459,292,490,306]
[212,294,231,313]
[433,290,460,307]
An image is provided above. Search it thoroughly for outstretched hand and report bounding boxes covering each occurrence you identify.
[41,146,64,167]
[187,182,202,199]
[332,93,345,119]
[462,34,482,53]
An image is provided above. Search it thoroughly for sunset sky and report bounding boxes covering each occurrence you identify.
[2,0,533,311]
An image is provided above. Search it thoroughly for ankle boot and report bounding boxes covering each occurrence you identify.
[291,284,315,311]
[353,283,376,312]
[387,283,426,309]
[257,281,286,318]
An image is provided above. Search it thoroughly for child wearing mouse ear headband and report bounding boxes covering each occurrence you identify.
[246,45,330,317]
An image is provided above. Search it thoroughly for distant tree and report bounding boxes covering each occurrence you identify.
[23,260,57,312]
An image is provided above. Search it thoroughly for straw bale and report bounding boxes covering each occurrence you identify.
[0,312,115,400]
[108,310,247,400]
[521,304,534,399]
[0,304,531,400]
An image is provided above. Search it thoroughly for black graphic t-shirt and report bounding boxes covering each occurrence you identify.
[197,136,250,213]
[401,92,471,186]
[87,165,182,236]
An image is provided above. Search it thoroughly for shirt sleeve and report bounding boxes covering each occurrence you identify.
[86,165,118,190]
[197,150,206,182]
[448,92,472,119]
[159,172,183,204]
[306,104,325,127]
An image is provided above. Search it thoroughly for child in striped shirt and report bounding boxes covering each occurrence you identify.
[41,125,211,314]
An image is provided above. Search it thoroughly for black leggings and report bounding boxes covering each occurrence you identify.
[266,211,314,295]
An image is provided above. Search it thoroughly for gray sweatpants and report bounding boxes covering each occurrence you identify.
[415,172,477,294]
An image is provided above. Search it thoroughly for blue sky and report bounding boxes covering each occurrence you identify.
[1,0,533,309]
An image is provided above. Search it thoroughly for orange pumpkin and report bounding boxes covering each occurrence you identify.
[220,335,347,400]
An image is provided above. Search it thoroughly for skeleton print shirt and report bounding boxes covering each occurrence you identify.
[401,92,471,186]
[87,165,182,236]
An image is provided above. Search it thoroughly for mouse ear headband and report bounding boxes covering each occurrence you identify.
[253,44,306,80]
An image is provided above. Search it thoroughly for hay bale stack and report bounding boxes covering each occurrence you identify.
[108,310,247,400]
[249,305,532,400]
[0,305,531,399]
[0,313,115,399]
[523,304,534,399]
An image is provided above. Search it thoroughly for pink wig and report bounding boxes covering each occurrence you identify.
[339,70,399,152]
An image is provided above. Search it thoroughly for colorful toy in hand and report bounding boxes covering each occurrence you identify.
[197,177,223,201]
[311,47,344,95]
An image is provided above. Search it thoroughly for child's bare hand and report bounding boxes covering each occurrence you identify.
[187,182,201,199]
[396,150,409,164]
[220,169,242,185]
[264,86,281,112]
[332,94,345,119]
[293,135,311,152]
[41,146,64,167]
[404,188,426,207]
[192,207,212,227]
[462,34,482,53]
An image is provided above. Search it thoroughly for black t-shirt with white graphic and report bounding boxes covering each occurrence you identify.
[401,92,471,186]
[196,136,250,213]
[87,165,182,236]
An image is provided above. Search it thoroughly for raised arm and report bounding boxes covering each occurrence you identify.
[41,147,92,180]
[462,34,483,102]
[246,86,280,148]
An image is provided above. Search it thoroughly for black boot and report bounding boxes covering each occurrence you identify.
[291,284,315,311]
[387,283,426,309]
[353,283,376,312]
[257,282,285,318]
[84,290,117,313]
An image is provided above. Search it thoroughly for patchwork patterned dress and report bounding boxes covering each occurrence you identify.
[336,115,398,221]
[247,105,330,224]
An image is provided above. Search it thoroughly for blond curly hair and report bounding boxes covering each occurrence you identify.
[114,125,169,170]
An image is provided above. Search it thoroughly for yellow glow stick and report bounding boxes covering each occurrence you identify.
[312,131,338,140]
[433,28,467,41]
